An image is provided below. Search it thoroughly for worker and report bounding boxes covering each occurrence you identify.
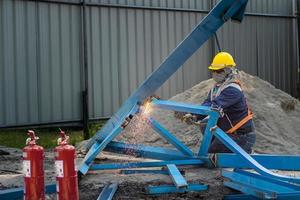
[184,52,256,153]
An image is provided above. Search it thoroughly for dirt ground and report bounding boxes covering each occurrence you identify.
[1,72,300,199]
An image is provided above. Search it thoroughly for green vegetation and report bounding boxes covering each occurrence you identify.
[0,121,106,149]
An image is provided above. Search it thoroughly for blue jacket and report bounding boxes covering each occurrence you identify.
[200,85,254,133]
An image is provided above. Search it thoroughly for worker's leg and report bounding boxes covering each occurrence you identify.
[208,132,256,153]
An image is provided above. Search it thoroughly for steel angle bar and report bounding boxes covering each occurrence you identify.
[224,194,300,200]
[104,141,192,160]
[224,181,277,199]
[223,194,259,200]
[213,128,300,183]
[97,183,118,200]
[215,153,300,170]
[0,184,56,200]
[150,100,212,116]
[79,125,124,174]
[198,112,219,156]
[120,169,170,175]
[146,184,208,195]
[233,169,300,191]
[222,170,299,193]
[166,164,188,188]
[225,183,300,200]
[90,159,203,170]
[147,117,194,156]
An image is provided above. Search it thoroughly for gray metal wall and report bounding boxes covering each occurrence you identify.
[0,0,299,127]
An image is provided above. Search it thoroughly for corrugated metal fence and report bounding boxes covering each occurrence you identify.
[0,0,299,128]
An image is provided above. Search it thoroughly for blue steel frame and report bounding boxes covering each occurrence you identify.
[78,0,300,197]
[80,0,249,174]
[97,183,118,200]
[84,99,300,197]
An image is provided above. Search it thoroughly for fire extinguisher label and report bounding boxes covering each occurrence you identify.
[22,152,27,158]
[22,160,31,177]
[55,160,64,177]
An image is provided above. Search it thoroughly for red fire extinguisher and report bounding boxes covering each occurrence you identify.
[54,129,79,200]
[23,130,45,200]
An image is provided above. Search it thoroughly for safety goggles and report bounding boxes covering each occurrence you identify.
[212,69,225,74]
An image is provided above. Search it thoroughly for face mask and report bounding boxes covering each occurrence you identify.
[212,71,227,83]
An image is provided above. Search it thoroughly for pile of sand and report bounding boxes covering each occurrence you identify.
[117,71,300,154]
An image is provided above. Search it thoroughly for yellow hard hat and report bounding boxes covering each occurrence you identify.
[208,52,236,70]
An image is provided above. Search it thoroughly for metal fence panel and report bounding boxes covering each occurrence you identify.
[0,0,82,127]
[87,0,210,10]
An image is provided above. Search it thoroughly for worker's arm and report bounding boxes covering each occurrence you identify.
[201,93,212,107]
[193,92,212,121]
[211,87,242,109]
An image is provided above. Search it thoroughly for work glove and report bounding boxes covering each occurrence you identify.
[174,111,188,119]
[182,113,197,125]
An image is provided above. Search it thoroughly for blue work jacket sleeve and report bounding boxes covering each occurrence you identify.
[194,92,212,121]
[211,87,243,109]
[201,91,212,107]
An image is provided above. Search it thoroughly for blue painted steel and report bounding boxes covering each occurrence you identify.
[120,169,170,175]
[147,184,208,194]
[97,183,118,200]
[90,159,203,170]
[224,194,258,200]
[104,141,192,160]
[83,0,249,174]
[198,112,219,156]
[230,169,300,191]
[150,99,212,115]
[0,184,56,200]
[80,104,139,174]
[166,164,188,188]
[222,170,300,198]
[213,128,300,183]
[223,181,277,199]
[216,153,300,170]
[224,194,300,200]
[147,117,194,156]
[80,125,124,174]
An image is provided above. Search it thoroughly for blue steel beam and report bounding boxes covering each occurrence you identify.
[146,184,208,195]
[224,194,300,200]
[198,111,219,156]
[213,127,300,183]
[0,184,56,200]
[167,164,188,188]
[83,0,249,173]
[222,170,300,193]
[120,169,171,175]
[90,159,203,170]
[150,99,212,116]
[224,194,258,200]
[80,124,124,174]
[215,153,300,170]
[223,181,277,199]
[231,169,300,191]
[104,141,192,160]
[97,183,118,200]
[147,117,194,156]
